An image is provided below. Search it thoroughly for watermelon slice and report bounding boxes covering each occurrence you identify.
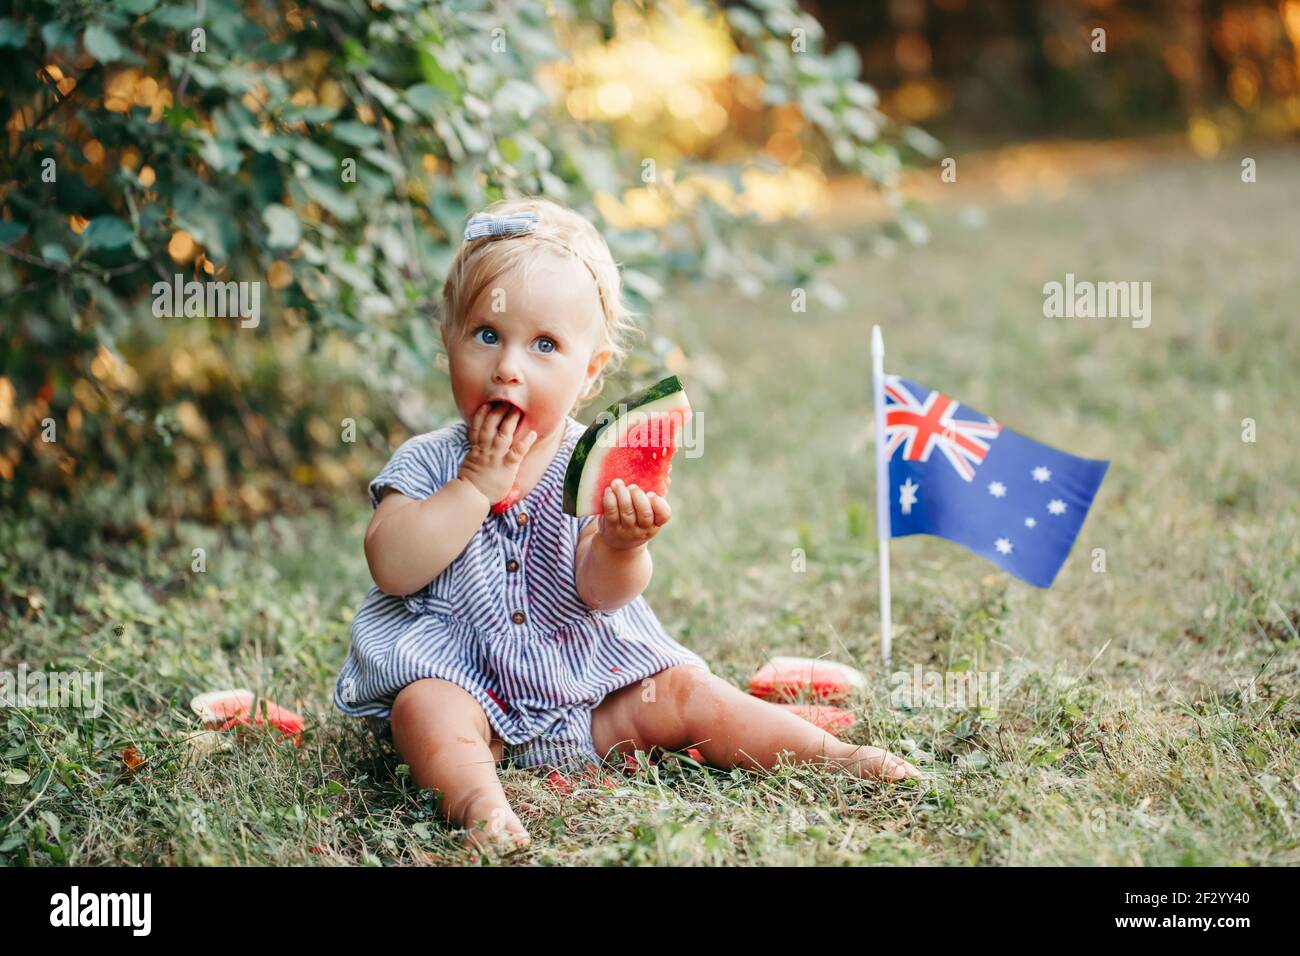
[190,689,305,746]
[562,375,692,517]
[748,657,867,704]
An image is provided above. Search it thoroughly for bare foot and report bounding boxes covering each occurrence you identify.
[460,794,531,858]
[834,743,921,782]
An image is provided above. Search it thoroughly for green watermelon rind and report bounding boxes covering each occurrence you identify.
[562,375,690,517]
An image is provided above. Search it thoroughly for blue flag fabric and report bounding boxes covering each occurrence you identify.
[883,376,1108,587]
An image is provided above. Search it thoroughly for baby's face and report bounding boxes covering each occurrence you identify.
[443,251,609,447]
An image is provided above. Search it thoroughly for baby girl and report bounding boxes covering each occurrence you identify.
[333,197,919,853]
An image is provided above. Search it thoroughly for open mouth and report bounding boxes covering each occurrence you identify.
[486,399,526,432]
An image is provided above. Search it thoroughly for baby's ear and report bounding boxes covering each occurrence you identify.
[586,348,612,381]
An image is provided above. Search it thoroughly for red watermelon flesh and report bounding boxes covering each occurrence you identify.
[191,689,305,746]
[748,657,868,704]
[584,408,689,514]
[490,487,521,514]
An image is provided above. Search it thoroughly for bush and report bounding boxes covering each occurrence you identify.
[0,0,929,540]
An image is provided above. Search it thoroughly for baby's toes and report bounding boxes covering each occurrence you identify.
[881,752,921,782]
[848,745,921,782]
[461,808,531,859]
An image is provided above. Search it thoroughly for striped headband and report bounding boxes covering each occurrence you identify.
[463,210,540,241]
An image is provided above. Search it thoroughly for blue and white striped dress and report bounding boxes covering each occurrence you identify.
[332,414,709,773]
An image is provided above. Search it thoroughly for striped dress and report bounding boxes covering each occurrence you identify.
[332,414,710,773]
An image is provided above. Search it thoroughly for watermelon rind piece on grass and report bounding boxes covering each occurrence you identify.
[190,688,305,745]
[562,375,692,517]
[748,657,868,704]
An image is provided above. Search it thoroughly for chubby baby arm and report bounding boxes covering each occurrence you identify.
[365,403,537,596]
[364,480,491,596]
[575,478,670,612]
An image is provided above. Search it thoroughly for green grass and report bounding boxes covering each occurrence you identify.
[2,146,1297,865]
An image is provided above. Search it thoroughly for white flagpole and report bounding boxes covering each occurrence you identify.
[871,325,892,669]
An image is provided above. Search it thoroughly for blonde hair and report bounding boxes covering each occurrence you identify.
[440,196,640,410]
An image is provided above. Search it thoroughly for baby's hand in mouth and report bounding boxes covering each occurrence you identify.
[459,401,536,510]
[483,400,524,430]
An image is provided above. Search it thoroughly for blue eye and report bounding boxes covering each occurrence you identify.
[473,327,498,345]
[535,337,556,353]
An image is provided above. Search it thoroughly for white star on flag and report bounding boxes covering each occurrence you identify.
[1047,499,1066,515]
[987,480,1007,498]
[1032,466,1051,483]
[1024,517,1037,528]
[994,537,1013,555]
[899,477,919,515]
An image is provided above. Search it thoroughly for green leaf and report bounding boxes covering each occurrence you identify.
[405,83,448,118]
[361,147,404,179]
[332,122,381,148]
[902,125,943,159]
[294,140,337,171]
[41,22,78,49]
[83,24,126,63]
[0,18,27,47]
[0,221,28,245]
[162,104,199,128]
[417,49,459,95]
[3,769,29,786]
[114,0,157,13]
[39,810,60,840]
[83,216,134,250]
[302,179,359,221]
[40,243,70,264]
[184,60,221,89]
[198,134,243,173]
[341,38,370,68]
[284,105,340,124]
[498,137,522,164]
[360,75,400,110]
[263,204,301,249]
[152,6,198,30]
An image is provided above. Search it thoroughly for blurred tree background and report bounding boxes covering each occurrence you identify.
[807,0,1300,149]
[1,0,924,544]
[2,0,1296,545]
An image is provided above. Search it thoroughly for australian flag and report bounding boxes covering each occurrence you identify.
[883,376,1108,587]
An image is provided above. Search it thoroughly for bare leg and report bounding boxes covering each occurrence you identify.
[389,678,530,853]
[591,665,919,782]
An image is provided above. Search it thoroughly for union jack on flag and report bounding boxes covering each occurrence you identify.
[883,375,1109,587]
[884,376,1002,481]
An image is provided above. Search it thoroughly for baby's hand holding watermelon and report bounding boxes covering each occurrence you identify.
[598,478,670,550]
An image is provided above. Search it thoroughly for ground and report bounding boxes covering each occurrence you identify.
[2,145,1297,865]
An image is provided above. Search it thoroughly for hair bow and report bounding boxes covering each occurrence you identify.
[463,210,540,241]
